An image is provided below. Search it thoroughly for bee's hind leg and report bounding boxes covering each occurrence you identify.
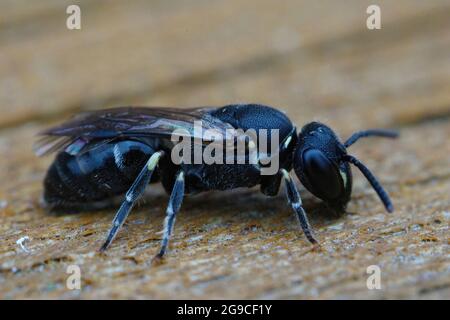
[100,151,164,251]
[154,170,185,260]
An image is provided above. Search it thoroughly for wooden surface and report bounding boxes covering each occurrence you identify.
[0,0,449,299]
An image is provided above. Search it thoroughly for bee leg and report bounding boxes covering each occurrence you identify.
[281,169,317,244]
[100,151,164,251]
[155,170,185,259]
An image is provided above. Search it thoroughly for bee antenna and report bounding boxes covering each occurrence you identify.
[344,129,398,148]
[343,154,394,213]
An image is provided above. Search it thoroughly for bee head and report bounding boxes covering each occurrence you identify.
[293,122,351,211]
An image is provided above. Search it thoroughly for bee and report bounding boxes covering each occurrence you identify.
[35,104,398,258]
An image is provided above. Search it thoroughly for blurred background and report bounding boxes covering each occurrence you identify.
[0,0,449,299]
[1,0,449,130]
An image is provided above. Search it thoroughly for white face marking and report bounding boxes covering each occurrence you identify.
[113,144,124,170]
[340,169,348,187]
[283,135,292,149]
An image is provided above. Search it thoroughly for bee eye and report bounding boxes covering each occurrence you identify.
[295,148,343,201]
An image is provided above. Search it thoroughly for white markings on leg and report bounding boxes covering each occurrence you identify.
[281,168,317,244]
[292,201,302,210]
[281,168,290,180]
[101,151,164,251]
[158,171,185,257]
[147,151,163,171]
[162,209,175,245]
[125,193,133,203]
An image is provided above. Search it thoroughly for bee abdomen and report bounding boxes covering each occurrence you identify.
[43,140,157,209]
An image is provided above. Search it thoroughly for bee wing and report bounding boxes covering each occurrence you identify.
[34,106,243,156]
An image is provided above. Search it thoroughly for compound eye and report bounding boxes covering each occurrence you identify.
[302,148,343,200]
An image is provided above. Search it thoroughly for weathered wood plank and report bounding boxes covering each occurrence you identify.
[0,118,448,299]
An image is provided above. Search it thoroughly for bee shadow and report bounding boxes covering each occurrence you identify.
[44,185,345,229]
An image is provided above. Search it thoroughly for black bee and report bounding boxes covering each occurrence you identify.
[35,104,398,258]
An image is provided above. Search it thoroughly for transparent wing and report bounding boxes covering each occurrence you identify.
[34,106,246,156]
